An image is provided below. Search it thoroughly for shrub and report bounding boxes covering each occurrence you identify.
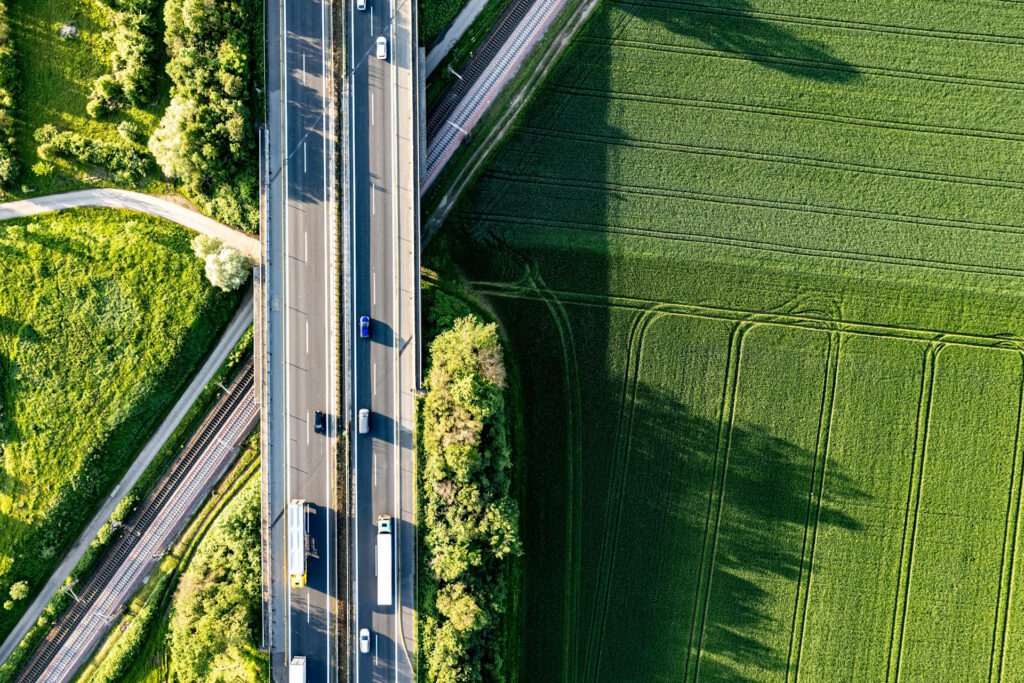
[87,0,160,117]
[8,582,27,602]
[34,124,151,184]
[421,317,520,682]
[0,1,18,187]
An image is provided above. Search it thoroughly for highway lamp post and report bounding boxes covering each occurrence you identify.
[447,64,463,81]
[445,119,469,137]
[60,583,81,604]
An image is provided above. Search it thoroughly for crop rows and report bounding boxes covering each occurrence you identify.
[440,0,1024,679]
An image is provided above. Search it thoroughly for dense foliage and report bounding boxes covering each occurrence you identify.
[0,1,16,187]
[89,573,171,683]
[0,209,238,642]
[168,477,263,682]
[35,124,151,183]
[150,0,259,231]
[87,0,161,117]
[436,0,1024,679]
[420,316,520,682]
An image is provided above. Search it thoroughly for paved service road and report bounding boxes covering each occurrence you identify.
[349,0,418,678]
[0,189,260,261]
[265,0,339,680]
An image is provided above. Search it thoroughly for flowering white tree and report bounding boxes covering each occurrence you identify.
[191,235,251,291]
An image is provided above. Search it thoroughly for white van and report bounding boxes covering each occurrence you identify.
[358,408,370,434]
[357,0,366,10]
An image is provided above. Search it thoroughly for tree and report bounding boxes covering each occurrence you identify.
[190,234,221,260]
[204,247,251,292]
[9,580,28,601]
[148,95,195,179]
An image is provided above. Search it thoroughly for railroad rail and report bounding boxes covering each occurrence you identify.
[425,0,535,142]
[16,358,256,683]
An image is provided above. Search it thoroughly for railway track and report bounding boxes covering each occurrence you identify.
[426,0,535,142]
[16,358,256,683]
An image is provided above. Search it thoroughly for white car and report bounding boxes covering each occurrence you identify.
[358,408,370,434]
[376,36,387,60]
[357,0,366,9]
[359,628,371,654]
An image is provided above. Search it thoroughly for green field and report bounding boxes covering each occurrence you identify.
[433,0,1024,679]
[0,208,239,641]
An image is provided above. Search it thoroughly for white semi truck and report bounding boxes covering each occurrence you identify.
[289,656,306,683]
[289,500,307,589]
[377,515,393,606]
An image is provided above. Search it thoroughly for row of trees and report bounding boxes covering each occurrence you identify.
[149,0,260,232]
[421,317,521,682]
[0,2,16,187]
[87,0,161,118]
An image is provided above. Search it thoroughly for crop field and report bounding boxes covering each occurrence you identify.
[434,0,1024,680]
[0,208,239,641]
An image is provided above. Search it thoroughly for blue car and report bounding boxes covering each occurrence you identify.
[359,315,370,338]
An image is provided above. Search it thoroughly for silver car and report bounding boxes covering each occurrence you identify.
[376,35,387,60]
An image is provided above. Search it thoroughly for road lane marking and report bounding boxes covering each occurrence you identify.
[303,141,307,173]
[371,185,375,215]
[374,449,377,486]
[373,362,377,395]
[375,634,379,666]
[371,93,374,126]
[306,320,309,354]
[302,53,306,84]
[372,271,376,306]
[307,412,310,444]
[304,231,308,262]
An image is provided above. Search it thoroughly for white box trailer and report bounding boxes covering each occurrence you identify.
[377,515,393,606]
[289,656,307,683]
[289,500,307,588]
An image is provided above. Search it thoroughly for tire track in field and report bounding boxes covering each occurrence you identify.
[582,308,659,682]
[550,85,1024,144]
[471,282,1024,353]
[516,126,1024,193]
[615,0,1024,47]
[786,332,841,683]
[885,342,940,683]
[588,36,1024,92]
[989,353,1024,683]
[480,170,1024,238]
[686,321,750,681]
[469,211,1024,280]
[525,265,585,682]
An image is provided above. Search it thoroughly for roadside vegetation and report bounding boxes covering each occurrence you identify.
[71,432,263,683]
[419,314,520,682]
[419,0,469,48]
[431,0,1024,679]
[0,208,240,644]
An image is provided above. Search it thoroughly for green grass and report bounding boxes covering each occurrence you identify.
[419,0,470,48]
[428,0,1024,679]
[7,0,166,196]
[0,207,240,643]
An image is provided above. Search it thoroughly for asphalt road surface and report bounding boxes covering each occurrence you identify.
[349,0,417,678]
[266,0,338,679]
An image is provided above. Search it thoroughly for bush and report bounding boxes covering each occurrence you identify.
[420,317,520,682]
[0,1,18,187]
[35,124,151,184]
[87,0,160,117]
[168,479,264,681]
[150,0,260,231]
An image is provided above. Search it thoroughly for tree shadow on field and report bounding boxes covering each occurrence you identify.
[621,0,859,83]
[572,373,867,682]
